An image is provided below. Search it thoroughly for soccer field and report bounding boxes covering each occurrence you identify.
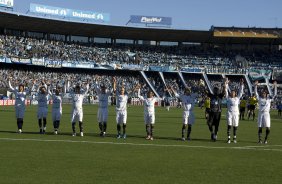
[0,105,282,184]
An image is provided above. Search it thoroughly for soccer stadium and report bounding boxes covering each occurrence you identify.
[0,1,282,183]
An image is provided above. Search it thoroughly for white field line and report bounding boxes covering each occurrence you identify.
[1,137,282,152]
[220,114,282,121]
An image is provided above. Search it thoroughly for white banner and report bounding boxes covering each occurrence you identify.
[0,0,13,8]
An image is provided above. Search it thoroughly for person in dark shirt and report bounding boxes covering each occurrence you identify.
[206,83,226,142]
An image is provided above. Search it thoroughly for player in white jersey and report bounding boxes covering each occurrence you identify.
[49,86,63,135]
[94,82,112,137]
[224,78,244,144]
[137,88,160,140]
[36,82,50,134]
[69,83,89,137]
[172,86,198,141]
[254,80,277,144]
[113,78,129,139]
[8,79,34,133]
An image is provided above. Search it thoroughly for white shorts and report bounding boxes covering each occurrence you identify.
[71,109,83,122]
[144,113,155,125]
[97,108,108,123]
[52,109,62,121]
[257,112,270,128]
[226,111,239,127]
[15,105,25,119]
[37,107,48,119]
[116,110,127,124]
[182,111,195,125]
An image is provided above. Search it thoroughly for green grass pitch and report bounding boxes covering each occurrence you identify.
[0,104,282,184]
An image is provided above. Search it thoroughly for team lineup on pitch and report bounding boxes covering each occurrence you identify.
[5,76,279,145]
[1,1,282,183]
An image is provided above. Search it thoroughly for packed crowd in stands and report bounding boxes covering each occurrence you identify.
[0,68,152,99]
[1,67,281,106]
[1,34,282,73]
[0,68,207,98]
[1,32,282,103]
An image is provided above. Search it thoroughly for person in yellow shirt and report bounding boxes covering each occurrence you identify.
[239,97,247,120]
[204,96,210,119]
[248,94,258,121]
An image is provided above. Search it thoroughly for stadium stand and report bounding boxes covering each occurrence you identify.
[0,11,282,103]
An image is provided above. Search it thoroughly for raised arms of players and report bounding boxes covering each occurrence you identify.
[224,78,229,98]
[224,78,244,99]
[254,80,277,99]
[137,88,145,101]
[254,80,260,100]
[8,78,16,92]
[237,78,244,99]
[271,81,277,99]
[8,77,35,94]
[83,81,89,96]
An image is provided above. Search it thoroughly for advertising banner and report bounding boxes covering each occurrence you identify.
[0,0,13,8]
[10,57,31,64]
[149,66,171,72]
[0,100,31,106]
[122,64,144,71]
[19,58,31,64]
[31,58,45,66]
[30,3,110,22]
[45,60,62,68]
[62,61,95,69]
[5,58,11,63]
[130,15,172,26]
[62,62,73,68]
[181,67,204,73]
[0,100,15,106]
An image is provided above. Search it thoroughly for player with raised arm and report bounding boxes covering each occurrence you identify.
[93,78,112,137]
[48,82,64,135]
[224,78,244,143]
[113,77,131,139]
[206,81,226,141]
[36,80,50,134]
[69,81,89,137]
[137,86,161,140]
[254,80,277,144]
[171,85,199,141]
[8,77,34,133]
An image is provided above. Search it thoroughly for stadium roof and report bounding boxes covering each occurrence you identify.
[1,11,282,45]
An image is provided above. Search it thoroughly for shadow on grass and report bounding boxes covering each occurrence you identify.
[0,130,260,144]
[0,130,214,143]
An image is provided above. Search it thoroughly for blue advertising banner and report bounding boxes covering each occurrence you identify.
[10,57,31,64]
[149,66,171,72]
[130,15,172,26]
[0,0,13,8]
[30,3,110,22]
[181,67,203,73]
